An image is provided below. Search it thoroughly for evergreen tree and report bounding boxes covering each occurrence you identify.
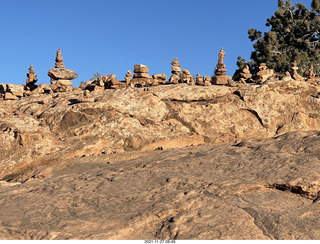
[237,0,320,76]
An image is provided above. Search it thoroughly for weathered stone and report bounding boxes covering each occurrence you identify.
[152,74,167,81]
[4,92,18,100]
[7,84,24,94]
[304,64,317,84]
[203,76,211,86]
[169,74,180,84]
[57,80,73,87]
[290,61,304,82]
[125,70,133,84]
[133,73,152,79]
[48,68,78,80]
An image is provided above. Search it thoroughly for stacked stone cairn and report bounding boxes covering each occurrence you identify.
[212,48,232,85]
[48,49,78,92]
[290,61,304,82]
[256,63,274,83]
[304,64,318,84]
[125,70,133,84]
[196,74,211,86]
[25,65,38,91]
[152,74,167,85]
[196,74,204,85]
[180,69,194,85]
[239,65,252,84]
[169,58,181,84]
[130,64,152,87]
[203,76,211,86]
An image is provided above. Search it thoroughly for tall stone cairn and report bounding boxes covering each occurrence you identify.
[55,49,65,68]
[26,65,38,90]
[212,48,231,85]
[48,49,78,92]
[169,58,181,84]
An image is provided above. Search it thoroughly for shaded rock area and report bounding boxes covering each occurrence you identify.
[2,131,320,239]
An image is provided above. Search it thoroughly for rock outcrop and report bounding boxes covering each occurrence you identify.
[3,130,320,239]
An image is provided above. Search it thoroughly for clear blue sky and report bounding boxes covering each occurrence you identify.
[0,0,310,86]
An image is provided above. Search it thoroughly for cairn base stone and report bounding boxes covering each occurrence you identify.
[212,75,231,85]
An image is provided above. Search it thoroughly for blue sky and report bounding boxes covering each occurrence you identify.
[0,0,311,86]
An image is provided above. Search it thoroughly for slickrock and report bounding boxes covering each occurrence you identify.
[2,131,320,239]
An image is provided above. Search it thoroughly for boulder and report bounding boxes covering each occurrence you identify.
[48,68,78,80]
[4,92,18,100]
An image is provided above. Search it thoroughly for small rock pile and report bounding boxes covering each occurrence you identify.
[152,74,167,85]
[180,69,194,85]
[125,70,133,84]
[48,49,78,92]
[304,64,318,84]
[256,63,274,83]
[290,61,304,82]
[239,65,252,83]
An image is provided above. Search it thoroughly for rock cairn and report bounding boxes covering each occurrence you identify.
[125,70,133,84]
[180,69,194,85]
[256,63,274,83]
[131,64,152,87]
[48,49,78,92]
[212,48,231,85]
[290,61,304,81]
[239,65,252,83]
[25,65,38,91]
[196,74,204,85]
[169,58,181,84]
[304,64,317,84]
[152,74,167,85]
[203,76,211,86]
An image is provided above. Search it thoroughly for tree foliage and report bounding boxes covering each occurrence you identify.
[241,0,320,76]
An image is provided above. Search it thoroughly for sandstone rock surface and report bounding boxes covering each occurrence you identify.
[2,131,320,239]
[1,79,320,239]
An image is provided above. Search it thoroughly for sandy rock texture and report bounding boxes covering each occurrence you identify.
[1,80,320,182]
[2,130,320,239]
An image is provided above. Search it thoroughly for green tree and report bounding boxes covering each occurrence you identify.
[238,0,320,76]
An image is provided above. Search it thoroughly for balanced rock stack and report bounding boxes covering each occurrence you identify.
[25,65,38,91]
[125,70,133,84]
[203,76,211,86]
[256,63,274,83]
[180,69,194,85]
[290,61,304,82]
[304,64,317,84]
[152,74,167,85]
[169,58,181,84]
[196,74,204,85]
[48,49,78,92]
[212,48,232,85]
[239,65,252,84]
[130,64,152,87]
